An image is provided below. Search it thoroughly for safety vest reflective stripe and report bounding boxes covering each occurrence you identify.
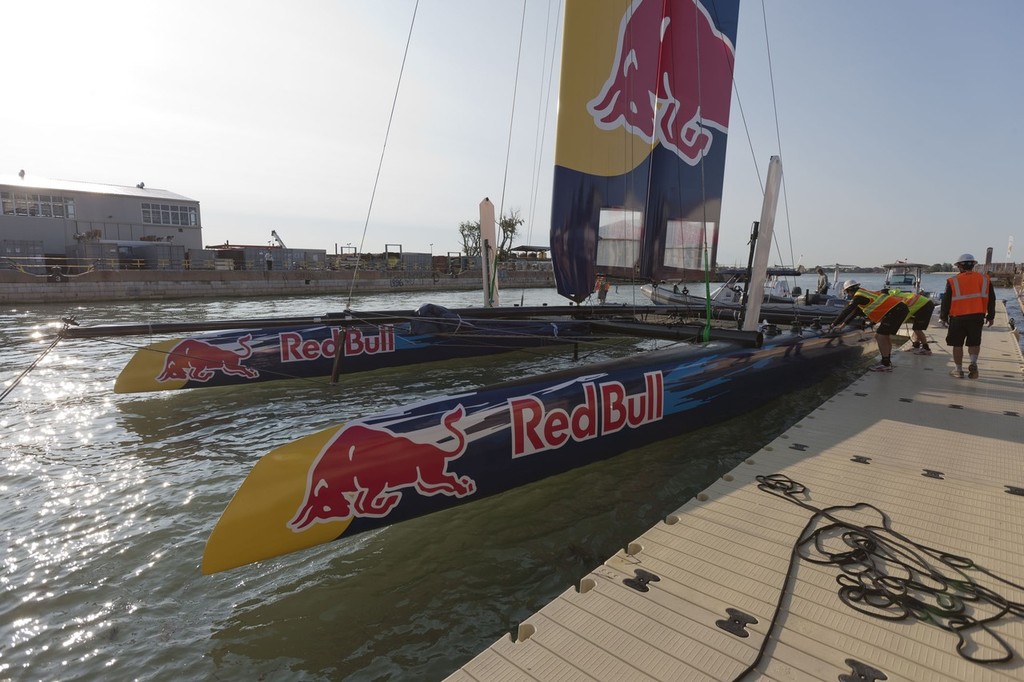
[947,273,989,316]
[857,288,902,322]
[896,291,929,315]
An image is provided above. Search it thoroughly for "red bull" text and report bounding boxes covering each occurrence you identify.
[279,325,396,363]
[509,371,664,457]
[343,325,395,357]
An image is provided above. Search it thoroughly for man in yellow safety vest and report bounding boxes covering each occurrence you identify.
[829,280,910,372]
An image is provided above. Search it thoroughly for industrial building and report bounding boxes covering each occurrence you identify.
[1,171,203,251]
[0,171,203,272]
[0,171,326,273]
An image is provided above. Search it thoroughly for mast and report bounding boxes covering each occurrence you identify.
[742,156,782,332]
[479,197,500,308]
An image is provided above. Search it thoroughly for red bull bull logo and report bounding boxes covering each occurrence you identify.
[509,371,664,457]
[156,334,260,383]
[588,0,735,165]
[289,406,474,530]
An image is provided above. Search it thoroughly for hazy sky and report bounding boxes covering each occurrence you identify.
[4,1,1021,267]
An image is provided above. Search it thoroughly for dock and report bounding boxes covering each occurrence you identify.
[448,303,1024,681]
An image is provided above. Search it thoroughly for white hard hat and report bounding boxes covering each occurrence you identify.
[955,253,977,264]
[842,279,860,291]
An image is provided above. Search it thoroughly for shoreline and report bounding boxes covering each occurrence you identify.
[4,268,1020,306]
[0,268,556,304]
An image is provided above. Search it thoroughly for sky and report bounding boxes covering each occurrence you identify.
[3,0,1022,268]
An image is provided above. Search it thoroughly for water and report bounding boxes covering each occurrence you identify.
[1,276,1018,681]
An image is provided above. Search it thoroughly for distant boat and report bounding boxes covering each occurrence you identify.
[882,261,931,297]
[202,0,872,574]
[640,266,849,324]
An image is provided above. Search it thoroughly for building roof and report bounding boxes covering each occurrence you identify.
[0,174,196,203]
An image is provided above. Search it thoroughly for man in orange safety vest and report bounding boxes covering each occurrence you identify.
[939,253,996,379]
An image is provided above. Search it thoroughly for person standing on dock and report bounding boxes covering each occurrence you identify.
[940,253,995,379]
[595,276,610,304]
[892,290,937,355]
[815,266,830,295]
[828,280,909,372]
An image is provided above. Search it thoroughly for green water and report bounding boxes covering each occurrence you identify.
[2,279,1012,680]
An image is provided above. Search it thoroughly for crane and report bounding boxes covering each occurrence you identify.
[270,230,286,248]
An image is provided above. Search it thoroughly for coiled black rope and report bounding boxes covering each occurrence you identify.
[734,473,1023,679]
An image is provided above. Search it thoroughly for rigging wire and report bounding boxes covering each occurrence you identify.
[635,0,659,313]
[488,0,530,309]
[687,0,714,341]
[524,0,563,308]
[0,324,68,404]
[345,0,420,311]
[729,75,765,195]
[717,0,795,288]
[759,0,797,276]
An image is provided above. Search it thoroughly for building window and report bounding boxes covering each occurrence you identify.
[1,191,74,219]
[142,202,197,226]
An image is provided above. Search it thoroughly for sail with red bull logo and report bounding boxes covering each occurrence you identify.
[551,0,740,302]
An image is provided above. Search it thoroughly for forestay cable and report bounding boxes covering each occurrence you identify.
[346,0,420,310]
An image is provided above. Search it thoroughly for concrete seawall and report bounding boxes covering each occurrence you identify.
[0,268,557,304]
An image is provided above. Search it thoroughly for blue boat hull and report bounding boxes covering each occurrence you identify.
[116,315,594,393]
[203,325,872,573]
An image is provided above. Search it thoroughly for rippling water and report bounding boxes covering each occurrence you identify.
[1,277,1018,680]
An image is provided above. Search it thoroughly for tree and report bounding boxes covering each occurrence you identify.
[497,209,524,260]
[458,221,481,257]
[458,209,523,260]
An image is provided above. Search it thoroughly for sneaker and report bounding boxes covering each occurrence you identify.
[869,363,893,372]
[913,347,933,356]
[968,363,978,379]
[950,368,965,379]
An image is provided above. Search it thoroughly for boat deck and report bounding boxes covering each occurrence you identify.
[448,304,1024,681]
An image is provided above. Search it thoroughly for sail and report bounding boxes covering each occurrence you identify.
[550,0,740,302]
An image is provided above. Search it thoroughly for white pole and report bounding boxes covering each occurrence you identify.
[742,156,782,332]
[479,198,500,308]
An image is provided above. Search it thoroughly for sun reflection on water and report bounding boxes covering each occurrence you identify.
[3,284,1013,679]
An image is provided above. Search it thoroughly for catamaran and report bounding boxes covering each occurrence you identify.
[202,0,872,574]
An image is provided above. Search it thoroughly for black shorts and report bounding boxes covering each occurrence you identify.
[910,300,936,331]
[946,314,985,347]
[876,302,909,335]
